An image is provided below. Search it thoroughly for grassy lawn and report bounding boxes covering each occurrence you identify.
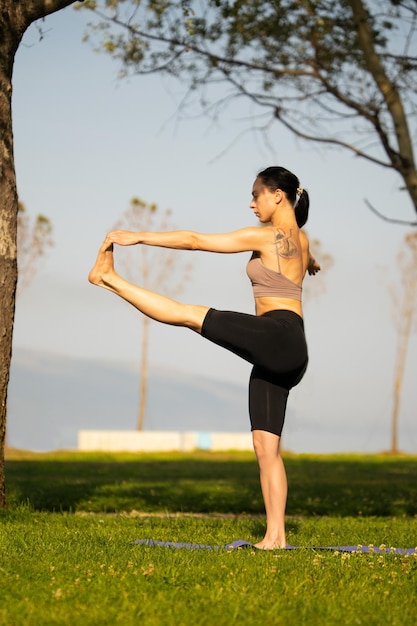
[1,450,417,625]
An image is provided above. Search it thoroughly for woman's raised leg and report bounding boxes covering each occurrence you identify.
[252,429,287,549]
[88,238,209,333]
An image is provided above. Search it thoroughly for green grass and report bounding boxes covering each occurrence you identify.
[1,451,417,625]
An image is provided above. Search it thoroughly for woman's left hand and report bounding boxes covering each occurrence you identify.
[105,230,141,246]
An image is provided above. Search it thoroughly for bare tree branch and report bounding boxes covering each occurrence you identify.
[80,0,417,214]
[364,199,417,226]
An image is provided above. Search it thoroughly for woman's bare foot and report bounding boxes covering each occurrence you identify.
[88,238,116,289]
[253,538,286,550]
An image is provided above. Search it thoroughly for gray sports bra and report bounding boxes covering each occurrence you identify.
[246,230,302,301]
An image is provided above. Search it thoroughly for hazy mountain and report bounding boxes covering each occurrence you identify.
[9,348,388,455]
[7,348,252,451]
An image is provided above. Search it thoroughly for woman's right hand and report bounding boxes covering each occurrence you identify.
[105,230,141,246]
[307,256,321,276]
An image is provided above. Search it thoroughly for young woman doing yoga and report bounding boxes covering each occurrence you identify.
[89,165,320,549]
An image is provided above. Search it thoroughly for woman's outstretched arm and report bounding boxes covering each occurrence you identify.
[105,227,266,254]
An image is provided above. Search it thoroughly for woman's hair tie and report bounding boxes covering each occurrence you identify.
[294,186,303,207]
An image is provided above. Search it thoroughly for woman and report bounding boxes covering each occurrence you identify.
[89,166,320,549]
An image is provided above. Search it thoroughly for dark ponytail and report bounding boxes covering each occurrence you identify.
[294,189,309,228]
[257,166,309,227]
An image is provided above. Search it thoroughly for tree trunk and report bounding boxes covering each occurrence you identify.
[391,315,413,455]
[0,5,26,509]
[348,0,417,213]
[137,316,149,431]
[0,0,80,507]
[137,245,149,432]
[391,346,405,455]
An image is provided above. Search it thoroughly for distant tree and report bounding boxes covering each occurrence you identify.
[113,198,192,431]
[303,235,334,304]
[0,0,83,508]
[388,231,417,454]
[16,201,53,297]
[81,0,417,223]
[1,203,54,450]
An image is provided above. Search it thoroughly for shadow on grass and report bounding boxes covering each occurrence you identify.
[5,453,417,516]
[5,455,260,514]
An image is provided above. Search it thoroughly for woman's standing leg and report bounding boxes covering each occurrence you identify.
[89,239,209,332]
[252,430,287,549]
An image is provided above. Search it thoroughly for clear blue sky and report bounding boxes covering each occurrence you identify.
[9,4,417,453]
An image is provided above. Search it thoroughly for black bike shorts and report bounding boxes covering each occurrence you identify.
[201,308,308,436]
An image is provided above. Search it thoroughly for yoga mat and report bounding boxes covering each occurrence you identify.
[133,539,417,555]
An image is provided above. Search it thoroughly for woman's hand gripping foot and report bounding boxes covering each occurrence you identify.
[88,237,116,290]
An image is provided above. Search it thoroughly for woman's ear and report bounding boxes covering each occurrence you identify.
[274,188,284,204]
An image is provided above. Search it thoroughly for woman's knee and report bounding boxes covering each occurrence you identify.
[252,430,281,463]
[182,304,210,333]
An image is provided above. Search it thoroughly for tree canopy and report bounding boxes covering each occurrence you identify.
[81,0,417,221]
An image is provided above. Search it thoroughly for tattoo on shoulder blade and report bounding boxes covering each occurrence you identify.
[275,229,298,258]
